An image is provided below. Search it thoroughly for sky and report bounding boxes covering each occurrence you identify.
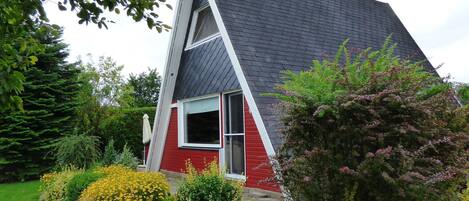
[43,0,468,82]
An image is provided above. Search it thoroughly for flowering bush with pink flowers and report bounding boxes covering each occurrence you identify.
[273,38,468,201]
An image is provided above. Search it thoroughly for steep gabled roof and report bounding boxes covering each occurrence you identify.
[148,0,436,173]
[213,0,435,150]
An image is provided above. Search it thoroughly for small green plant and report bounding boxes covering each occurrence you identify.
[39,167,81,201]
[102,139,118,166]
[66,171,104,201]
[52,134,101,169]
[114,144,139,169]
[176,160,244,201]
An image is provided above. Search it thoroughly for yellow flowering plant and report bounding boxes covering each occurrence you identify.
[39,167,82,201]
[94,164,133,176]
[79,166,170,201]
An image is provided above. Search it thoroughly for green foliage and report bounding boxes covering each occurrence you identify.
[74,56,136,140]
[0,0,170,112]
[274,38,468,201]
[459,180,469,201]
[455,83,469,105]
[102,139,119,166]
[128,67,162,107]
[56,0,172,32]
[99,107,156,158]
[176,161,244,201]
[0,0,46,111]
[114,144,139,170]
[39,168,81,201]
[66,171,104,201]
[0,25,81,182]
[53,135,101,169]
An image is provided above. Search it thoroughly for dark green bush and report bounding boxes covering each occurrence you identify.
[273,38,468,201]
[114,144,139,169]
[52,134,101,169]
[102,139,118,166]
[176,161,244,201]
[99,107,155,159]
[66,171,104,201]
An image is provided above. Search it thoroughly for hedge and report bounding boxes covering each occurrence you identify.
[99,107,155,159]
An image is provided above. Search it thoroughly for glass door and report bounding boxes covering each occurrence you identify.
[224,92,245,176]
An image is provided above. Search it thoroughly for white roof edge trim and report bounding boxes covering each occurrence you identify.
[146,0,194,172]
[208,0,275,158]
[209,0,292,199]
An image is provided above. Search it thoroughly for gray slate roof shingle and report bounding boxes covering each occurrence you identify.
[214,0,436,151]
[173,37,241,100]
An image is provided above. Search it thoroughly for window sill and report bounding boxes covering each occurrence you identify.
[178,144,221,151]
[225,174,246,181]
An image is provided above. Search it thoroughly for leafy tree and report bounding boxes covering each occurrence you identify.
[0,24,81,182]
[75,56,134,138]
[0,0,171,111]
[0,1,45,111]
[127,67,161,107]
[273,39,468,200]
[78,56,132,107]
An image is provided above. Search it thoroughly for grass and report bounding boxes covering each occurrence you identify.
[0,180,40,201]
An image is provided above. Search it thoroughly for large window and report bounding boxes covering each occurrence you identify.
[224,93,245,176]
[179,96,220,148]
[186,5,220,48]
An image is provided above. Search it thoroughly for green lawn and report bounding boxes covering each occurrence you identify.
[0,181,40,201]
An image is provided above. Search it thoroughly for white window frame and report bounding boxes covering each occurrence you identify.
[178,94,222,149]
[185,4,221,50]
[220,91,247,180]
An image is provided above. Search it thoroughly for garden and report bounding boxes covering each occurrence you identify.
[0,1,468,198]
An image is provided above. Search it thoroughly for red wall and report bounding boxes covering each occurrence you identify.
[244,99,281,192]
[160,108,219,172]
[159,97,280,193]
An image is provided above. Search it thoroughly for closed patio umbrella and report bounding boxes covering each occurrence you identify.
[142,114,152,165]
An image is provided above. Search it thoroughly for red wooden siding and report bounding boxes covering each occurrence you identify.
[159,97,280,193]
[244,99,281,192]
[160,108,219,172]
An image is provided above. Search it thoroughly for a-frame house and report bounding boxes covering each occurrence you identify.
[146,0,436,195]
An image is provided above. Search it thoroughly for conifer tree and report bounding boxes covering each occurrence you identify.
[0,24,80,182]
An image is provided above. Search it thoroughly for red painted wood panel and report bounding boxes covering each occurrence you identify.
[244,99,281,192]
[160,108,219,172]
[159,97,280,193]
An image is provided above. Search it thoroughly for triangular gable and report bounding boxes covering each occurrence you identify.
[146,0,276,175]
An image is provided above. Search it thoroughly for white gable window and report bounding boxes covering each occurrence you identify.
[186,5,220,49]
[178,95,221,148]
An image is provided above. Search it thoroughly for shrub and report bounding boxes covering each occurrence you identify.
[95,164,133,176]
[79,171,170,201]
[114,144,139,169]
[273,38,468,200]
[176,161,244,201]
[66,171,104,201]
[460,180,469,200]
[102,139,118,166]
[99,107,155,159]
[40,168,81,201]
[52,134,101,169]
